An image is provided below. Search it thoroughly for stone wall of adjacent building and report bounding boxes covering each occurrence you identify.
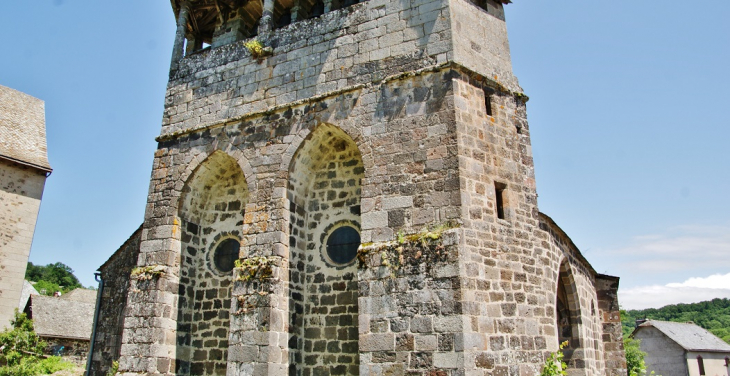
[88,226,142,376]
[45,337,90,367]
[595,275,626,376]
[0,159,47,329]
[115,0,627,374]
[634,327,688,376]
[684,351,730,376]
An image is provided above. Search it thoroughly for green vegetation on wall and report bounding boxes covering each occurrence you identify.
[621,298,730,344]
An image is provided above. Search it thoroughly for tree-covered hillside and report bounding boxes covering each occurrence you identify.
[24,262,82,295]
[621,298,730,344]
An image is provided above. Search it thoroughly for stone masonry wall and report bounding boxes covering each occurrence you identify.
[89,226,142,376]
[0,159,46,329]
[595,275,627,376]
[288,124,363,376]
[177,151,248,376]
[452,72,552,376]
[539,215,606,375]
[162,0,478,138]
[117,0,627,374]
[357,229,463,376]
[120,66,461,375]
[451,72,621,375]
[450,0,518,92]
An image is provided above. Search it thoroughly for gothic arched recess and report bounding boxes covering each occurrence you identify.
[556,261,587,375]
[176,151,249,376]
[287,124,363,376]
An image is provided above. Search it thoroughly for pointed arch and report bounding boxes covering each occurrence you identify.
[176,148,257,209]
[175,150,249,376]
[286,123,363,376]
[556,259,587,375]
[279,121,372,187]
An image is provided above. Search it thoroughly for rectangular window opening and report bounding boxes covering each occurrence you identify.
[495,182,506,219]
[698,355,705,375]
[484,89,493,117]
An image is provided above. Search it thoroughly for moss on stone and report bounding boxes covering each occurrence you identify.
[234,256,279,282]
[357,222,460,275]
[130,265,165,281]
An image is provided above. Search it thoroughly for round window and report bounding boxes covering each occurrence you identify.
[213,238,240,273]
[326,226,360,265]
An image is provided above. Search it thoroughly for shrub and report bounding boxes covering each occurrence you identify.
[0,310,74,376]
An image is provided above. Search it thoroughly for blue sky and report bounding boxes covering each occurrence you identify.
[1,1,728,309]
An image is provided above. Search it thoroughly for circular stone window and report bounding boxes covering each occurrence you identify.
[326,226,360,265]
[213,238,240,273]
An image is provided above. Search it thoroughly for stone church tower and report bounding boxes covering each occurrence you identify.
[113,0,627,375]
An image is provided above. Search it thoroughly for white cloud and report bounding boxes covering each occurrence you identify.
[666,273,730,289]
[597,223,730,278]
[620,273,730,310]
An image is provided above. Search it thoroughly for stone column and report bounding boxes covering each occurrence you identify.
[258,0,275,36]
[171,1,191,71]
[185,34,203,55]
[227,197,290,376]
[596,274,627,376]
[290,1,302,23]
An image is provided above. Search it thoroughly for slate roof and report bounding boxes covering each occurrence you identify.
[30,295,94,341]
[18,280,39,311]
[61,288,98,304]
[0,85,52,172]
[638,320,730,353]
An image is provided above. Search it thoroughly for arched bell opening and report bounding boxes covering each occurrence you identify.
[175,151,249,376]
[287,124,363,376]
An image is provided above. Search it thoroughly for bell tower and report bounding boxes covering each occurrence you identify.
[113,0,626,375]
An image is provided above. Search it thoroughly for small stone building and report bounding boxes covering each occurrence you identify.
[28,289,96,364]
[0,85,52,329]
[98,0,628,375]
[633,320,730,376]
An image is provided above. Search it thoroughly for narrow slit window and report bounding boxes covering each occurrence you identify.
[495,182,506,219]
[697,355,705,375]
[484,89,493,117]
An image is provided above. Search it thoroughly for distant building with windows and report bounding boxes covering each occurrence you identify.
[0,85,52,329]
[633,320,730,376]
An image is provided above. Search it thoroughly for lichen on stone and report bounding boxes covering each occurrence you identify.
[357,222,460,275]
[234,256,279,282]
[130,265,166,281]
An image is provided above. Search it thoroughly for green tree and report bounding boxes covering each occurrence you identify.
[24,262,82,295]
[621,298,730,345]
[0,310,73,376]
[0,310,45,366]
[625,337,647,376]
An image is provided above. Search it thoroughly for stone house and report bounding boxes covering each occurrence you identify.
[95,0,628,375]
[0,85,52,329]
[632,320,730,376]
[28,289,97,364]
